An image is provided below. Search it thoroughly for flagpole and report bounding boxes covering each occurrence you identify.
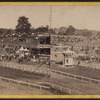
[50,5,52,29]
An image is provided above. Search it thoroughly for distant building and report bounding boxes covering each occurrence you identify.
[62,47,76,67]
[37,33,50,60]
[51,45,72,62]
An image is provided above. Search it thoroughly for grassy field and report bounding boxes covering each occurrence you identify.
[0,64,49,84]
[51,62,100,80]
[0,79,53,95]
[0,37,38,48]
[0,67,66,95]
[50,71,100,95]
[0,60,49,75]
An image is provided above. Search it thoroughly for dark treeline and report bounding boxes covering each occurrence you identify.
[0,16,100,38]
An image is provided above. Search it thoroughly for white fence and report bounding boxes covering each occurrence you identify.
[0,76,49,90]
[0,75,85,95]
[50,83,85,95]
[42,82,85,95]
[79,61,100,70]
[50,69,100,85]
[0,61,85,95]
[0,61,50,75]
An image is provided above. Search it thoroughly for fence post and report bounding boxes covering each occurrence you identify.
[40,86,41,90]
[89,78,91,83]
[52,84,54,88]
[28,84,30,87]
[43,70,44,74]
[48,68,50,75]
[68,89,71,94]
[60,86,62,91]
[60,72,62,76]
[8,79,10,83]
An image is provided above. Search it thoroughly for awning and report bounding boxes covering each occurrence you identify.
[62,48,75,54]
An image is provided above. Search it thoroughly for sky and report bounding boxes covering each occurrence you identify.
[0,5,100,30]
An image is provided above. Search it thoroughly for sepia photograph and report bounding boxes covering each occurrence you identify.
[0,5,51,95]
[50,5,100,95]
[0,4,100,96]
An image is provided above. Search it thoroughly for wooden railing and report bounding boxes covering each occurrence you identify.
[39,82,85,95]
[50,69,100,85]
[79,61,100,70]
[0,76,49,90]
[50,83,85,95]
[0,75,85,95]
[0,61,50,75]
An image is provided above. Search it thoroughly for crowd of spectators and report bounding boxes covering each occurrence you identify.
[0,44,39,64]
[77,55,100,63]
[51,36,83,46]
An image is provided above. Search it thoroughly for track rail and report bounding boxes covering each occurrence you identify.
[0,61,50,75]
[0,75,50,90]
[0,66,49,85]
[0,75,85,95]
[36,82,85,95]
[0,67,85,95]
[50,69,100,85]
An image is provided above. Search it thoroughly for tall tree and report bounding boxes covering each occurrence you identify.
[15,16,31,37]
[65,25,75,35]
[58,27,66,35]
[53,28,59,34]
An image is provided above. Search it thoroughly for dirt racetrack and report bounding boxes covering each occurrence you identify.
[0,79,54,95]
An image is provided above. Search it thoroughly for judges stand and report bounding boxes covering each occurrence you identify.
[62,47,75,67]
